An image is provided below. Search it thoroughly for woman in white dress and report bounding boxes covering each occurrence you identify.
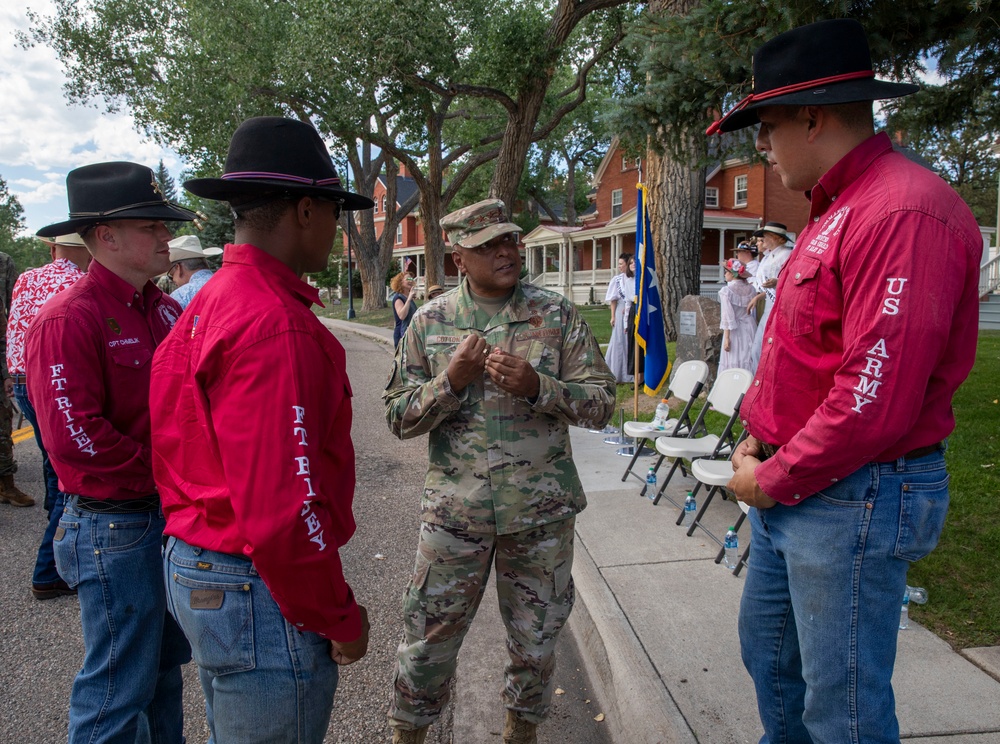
[604,253,633,382]
[718,258,757,373]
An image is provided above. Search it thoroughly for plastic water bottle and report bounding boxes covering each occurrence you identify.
[723,527,739,569]
[652,398,670,430]
[645,467,657,499]
[907,585,928,605]
[899,587,910,630]
[682,491,697,527]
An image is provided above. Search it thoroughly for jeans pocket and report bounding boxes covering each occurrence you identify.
[104,516,153,551]
[169,571,255,675]
[53,519,80,587]
[894,474,950,562]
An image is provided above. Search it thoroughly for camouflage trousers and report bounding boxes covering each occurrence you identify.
[0,392,15,477]
[389,517,576,730]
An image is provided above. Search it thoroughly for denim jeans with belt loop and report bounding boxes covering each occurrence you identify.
[54,498,191,744]
[163,536,339,744]
[738,448,949,744]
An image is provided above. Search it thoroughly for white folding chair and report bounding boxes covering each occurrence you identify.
[688,453,751,575]
[649,368,753,516]
[620,360,710,495]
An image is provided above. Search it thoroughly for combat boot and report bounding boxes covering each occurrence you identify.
[391,726,428,744]
[502,711,537,744]
[0,474,35,507]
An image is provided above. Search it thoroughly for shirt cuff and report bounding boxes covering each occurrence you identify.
[755,456,810,506]
[435,371,466,410]
[526,372,560,412]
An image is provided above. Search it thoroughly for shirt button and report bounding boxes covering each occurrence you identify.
[754,380,760,386]
[767,337,773,344]
[296,622,304,627]
[794,272,801,279]
[126,302,131,307]
[741,419,747,426]
[813,216,820,222]
[831,478,838,483]
[831,195,837,201]
[793,494,801,500]
[134,360,140,366]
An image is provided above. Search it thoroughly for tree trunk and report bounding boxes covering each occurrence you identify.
[646,134,706,341]
[420,189,447,287]
[647,0,703,341]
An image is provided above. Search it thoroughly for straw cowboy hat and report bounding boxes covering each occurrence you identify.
[168,235,224,263]
[38,233,87,247]
[184,117,374,211]
[707,18,919,135]
[37,162,197,238]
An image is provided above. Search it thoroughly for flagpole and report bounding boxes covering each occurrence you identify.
[633,177,642,421]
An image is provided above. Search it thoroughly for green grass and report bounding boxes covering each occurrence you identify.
[317,296,999,647]
[905,331,1000,648]
[313,301,397,328]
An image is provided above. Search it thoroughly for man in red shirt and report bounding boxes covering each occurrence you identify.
[151,117,371,743]
[710,19,983,743]
[7,232,90,599]
[26,162,197,743]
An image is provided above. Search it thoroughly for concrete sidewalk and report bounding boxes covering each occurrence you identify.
[567,426,1000,743]
[326,318,1000,743]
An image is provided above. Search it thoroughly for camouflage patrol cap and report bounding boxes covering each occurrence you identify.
[442,198,521,249]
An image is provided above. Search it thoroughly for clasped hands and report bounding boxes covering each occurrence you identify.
[726,435,777,509]
[446,334,540,399]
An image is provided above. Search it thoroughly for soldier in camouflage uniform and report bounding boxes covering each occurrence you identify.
[383,199,616,744]
[0,251,33,507]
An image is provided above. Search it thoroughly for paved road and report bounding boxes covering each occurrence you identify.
[0,329,610,743]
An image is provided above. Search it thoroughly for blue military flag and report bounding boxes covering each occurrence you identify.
[634,183,671,396]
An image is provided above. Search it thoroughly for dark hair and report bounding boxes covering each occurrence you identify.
[176,258,210,272]
[618,252,632,263]
[231,196,291,232]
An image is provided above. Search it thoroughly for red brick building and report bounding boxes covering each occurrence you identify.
[522,138,810,301]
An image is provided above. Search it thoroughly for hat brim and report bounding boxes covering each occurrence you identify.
[36,203,198,238]
[183,177,374,211]
[716,79,919,133]
[452,222,521,249]
[170,247,224,262]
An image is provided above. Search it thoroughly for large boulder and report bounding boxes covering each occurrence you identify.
[675,295,723,387]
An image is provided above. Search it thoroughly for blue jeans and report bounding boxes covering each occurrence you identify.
[54,500,191,744]
[739,450,949,744]
[164,537,339,744]
[16,382,66,585]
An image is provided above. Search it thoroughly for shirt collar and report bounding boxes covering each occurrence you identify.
[811,132,893,215]
[88,258,165,311]
[222,243,322,308]
[50,257,85,275]
[453,278,531,331]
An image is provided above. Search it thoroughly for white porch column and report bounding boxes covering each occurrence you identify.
[717,228,727,282]
[567,237,575,299]
[416,254,423,281]
[591,238,597,286]
[542,245,548,280]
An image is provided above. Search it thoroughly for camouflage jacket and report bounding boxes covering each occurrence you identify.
[384,280,616,535]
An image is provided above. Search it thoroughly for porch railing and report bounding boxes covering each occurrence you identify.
[981,253,1000,298]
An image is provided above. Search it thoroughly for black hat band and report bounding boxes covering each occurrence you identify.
[69,199,179,218]
[222,171,342,187]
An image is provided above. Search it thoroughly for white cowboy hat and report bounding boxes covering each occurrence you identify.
[168,234,223,263]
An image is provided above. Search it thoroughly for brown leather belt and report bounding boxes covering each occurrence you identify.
[11,374,26,384]
[757,441,942,463]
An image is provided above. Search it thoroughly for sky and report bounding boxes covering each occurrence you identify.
[0,4,182,237]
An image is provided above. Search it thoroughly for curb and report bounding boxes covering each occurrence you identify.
[319,317,394,347]
[568,537,696,744]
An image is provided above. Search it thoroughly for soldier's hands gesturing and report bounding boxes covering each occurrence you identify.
[485,348,540,400]
[446,334,488,393]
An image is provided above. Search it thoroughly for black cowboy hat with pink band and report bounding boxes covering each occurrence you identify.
[184,117,374,211]
[707,18,919,135]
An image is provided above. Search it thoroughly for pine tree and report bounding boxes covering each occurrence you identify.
[154,160,178,203]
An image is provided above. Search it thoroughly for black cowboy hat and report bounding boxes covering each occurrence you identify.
[708,18,919,135]
[184,117,374,211]
[36,162,197,238]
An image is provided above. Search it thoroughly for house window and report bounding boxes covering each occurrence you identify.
[373,196,380,214]
[595,245,603,268]
[634,157,641,169]
[705,187,719,208]
[621,155,628,171]
[381,195,387,212]
[611,189,623,219]
[395,222,403,244]
[734,175,748,208]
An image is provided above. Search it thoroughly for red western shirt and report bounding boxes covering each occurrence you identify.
[741,133,983,505]
[25,260,182,499]
[150,244,360,643]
